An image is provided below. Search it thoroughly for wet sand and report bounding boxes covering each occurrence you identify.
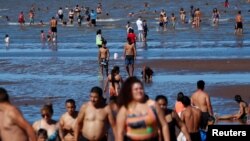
[137,59,250,73]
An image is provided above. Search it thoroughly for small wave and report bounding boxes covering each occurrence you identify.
[7,22,49,26]
[0,8,8,11]
[96,18,122,22]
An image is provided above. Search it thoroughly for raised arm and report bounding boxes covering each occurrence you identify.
[116,106,127,141]
[155,103,170,141]
[11,108,36,141]
[74,104,86,141]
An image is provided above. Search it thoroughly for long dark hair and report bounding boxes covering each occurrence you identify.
[118,77,144,108]
[111,66,119,88]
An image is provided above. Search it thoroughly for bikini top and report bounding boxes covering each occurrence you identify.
[39,120,58,141]
[125,101,158,140]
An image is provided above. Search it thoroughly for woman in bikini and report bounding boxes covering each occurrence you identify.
[116,77,171,141]
[33,104,59,141]
[104,66,123,97]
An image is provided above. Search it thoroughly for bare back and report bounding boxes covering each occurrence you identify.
[124,43,135,56]
[0,105,29,141]
[80,102,110,140]
[181,106,201,133]
[236,15,242,22]
[99,47,109,59]
[191,90,211,113]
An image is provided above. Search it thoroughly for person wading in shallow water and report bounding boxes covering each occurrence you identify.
[0,87,36,141]
[124,38,136,77]
[74,86,117,141]
[191,80,213,130]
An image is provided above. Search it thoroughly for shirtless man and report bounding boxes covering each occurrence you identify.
[191,80,213,130]
[217,95,249,121]
[74,86,116,141]
[50,17,57,39]
[0,87,36,141]
[235,10,243,35]
[181,96,202,141]
[124,38,136,77]
[98,40,110,77]
[59,99,78,141]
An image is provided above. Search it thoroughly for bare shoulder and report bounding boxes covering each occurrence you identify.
[79,102,89,111]
[7,105,23,118]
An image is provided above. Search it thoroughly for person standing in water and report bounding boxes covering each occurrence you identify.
[98,40,110,77]
[124,37,136,77]
[142,20,148,42]
[181,96,202,141]
[235,10,243,35]
[212,8,220,26]
[104,66,123,97]
[50,16,57,40]
[116,77,171,141]
[156,95,191,141]
[171,13,177,29]
[29,10,35,25]
[74,86,117,141]
[90,10,97,27]
[57,7,64,22]
[180,8,186,24]
[18,11,25,26]
[0,87,37,141]
[33,104,59,141]
[191,80,213,130]
[59,99,78,141]
[136,17,143,42]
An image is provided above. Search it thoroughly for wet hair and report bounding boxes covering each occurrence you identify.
[37,129,48,138]
[65,99,76,105]
[109,96,117,103]
[127,37,133,45]
[90,86,103,98]
[144,94,149,101]
[5,34,9,38]
[172,13,174,16]
[238,11,241,14]
[52,16,55,19]
[155,95,168,104]
[177,92,184,101]
[197,80,205,90]
[128,28,134,33]
[40,103,53,115]
[0,87,9,103]
[143,20,146,22]
[118,77,144,108]
[111,66,120,88]
[181,96,191,107]
[102,39,107,45]
[190,5,194,9]
[234,95,242,103]
[96,29,102,35]
[41,30,44,33]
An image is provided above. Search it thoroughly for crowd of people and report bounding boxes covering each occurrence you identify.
[0,78,249,141]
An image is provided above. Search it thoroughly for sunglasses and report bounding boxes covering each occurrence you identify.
[41,113,51,118]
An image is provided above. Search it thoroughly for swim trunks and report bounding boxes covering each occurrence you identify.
[190,132,201,141]
[100,58,108,68]
[125,55,134,65]
[236,22,243,29]
[51,27,57,33]
[200,112,210,129]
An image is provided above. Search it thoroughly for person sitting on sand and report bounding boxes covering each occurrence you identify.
[216,95,249,122]
[141,65,153,83]
[33,104,59,141]
[0,87,36,141]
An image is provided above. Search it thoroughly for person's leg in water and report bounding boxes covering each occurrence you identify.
[131,64,134,77]
[105,64,109,77]
[126,65,130,77]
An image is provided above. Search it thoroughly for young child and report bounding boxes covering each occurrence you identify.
[37,129,48,141]
[4,34,10,44]
[141,65,154,83]
[40,30,46,42]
